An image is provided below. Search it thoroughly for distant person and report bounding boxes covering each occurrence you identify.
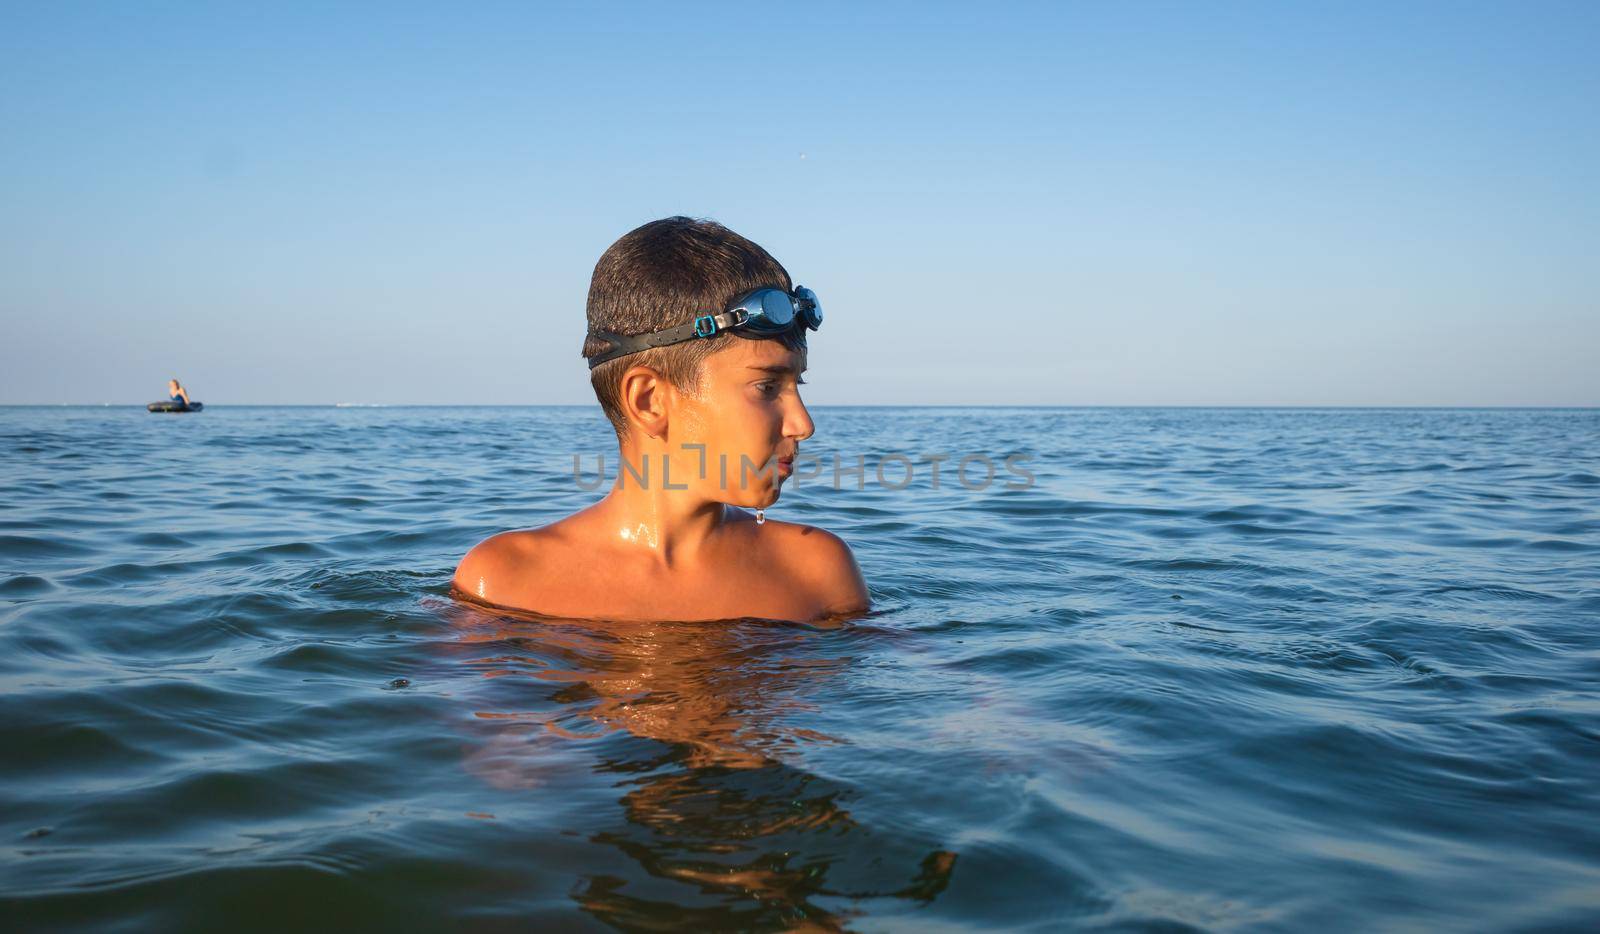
[167,379,194,409]
[452,216,869,624]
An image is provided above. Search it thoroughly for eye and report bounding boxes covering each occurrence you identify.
[756,380,779,397]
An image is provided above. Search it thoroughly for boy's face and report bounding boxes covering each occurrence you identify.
[670,337,813,508]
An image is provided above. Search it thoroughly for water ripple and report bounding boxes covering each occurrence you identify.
[1,406,1597,930]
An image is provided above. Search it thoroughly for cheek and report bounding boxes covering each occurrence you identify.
[726,399,782,449]
[676,399,750,466]
[673,385,724,444]
[676,403,708,442]
[684,385,767,447]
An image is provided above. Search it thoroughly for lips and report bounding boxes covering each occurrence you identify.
[777,454,795,476]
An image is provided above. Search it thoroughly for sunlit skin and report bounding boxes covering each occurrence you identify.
[452,336,871,623]
[166,379,191,406]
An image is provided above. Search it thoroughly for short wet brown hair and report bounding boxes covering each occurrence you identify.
[583,216,805,439]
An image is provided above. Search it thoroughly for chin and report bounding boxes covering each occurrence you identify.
[734,484,781,509]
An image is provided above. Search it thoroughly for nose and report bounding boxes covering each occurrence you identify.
[785,392,815,445]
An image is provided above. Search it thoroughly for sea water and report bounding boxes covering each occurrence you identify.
[1,406,1597,931]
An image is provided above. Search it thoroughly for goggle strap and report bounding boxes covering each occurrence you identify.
[583,287,814,369]
[584,309,750,369]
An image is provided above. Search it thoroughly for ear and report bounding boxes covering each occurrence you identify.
[619,364,670,441]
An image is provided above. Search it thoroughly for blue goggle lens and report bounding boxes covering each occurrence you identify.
[738,287,822,333]
[759,290,796,327]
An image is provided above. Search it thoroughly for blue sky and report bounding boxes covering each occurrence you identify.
[2,0,1596,405]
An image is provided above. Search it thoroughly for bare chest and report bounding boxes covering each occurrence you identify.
[504,551,818,623]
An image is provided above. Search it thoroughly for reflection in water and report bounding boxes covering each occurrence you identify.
[451,610,957,930]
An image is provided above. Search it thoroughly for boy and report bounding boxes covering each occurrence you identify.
[452,217,870,623]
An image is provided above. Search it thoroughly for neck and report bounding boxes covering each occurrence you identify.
[598,436,728,568]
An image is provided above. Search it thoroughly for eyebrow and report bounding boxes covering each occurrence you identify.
[745,364,807,376]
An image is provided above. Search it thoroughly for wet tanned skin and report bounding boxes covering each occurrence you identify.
[451,338,870,624]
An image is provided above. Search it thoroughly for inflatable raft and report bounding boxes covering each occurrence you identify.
[147,401,203,413]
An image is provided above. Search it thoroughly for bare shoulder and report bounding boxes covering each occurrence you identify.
[759,517,871,618]
[452,527,557,606]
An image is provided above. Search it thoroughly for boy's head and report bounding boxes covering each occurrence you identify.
[583,217,809,441]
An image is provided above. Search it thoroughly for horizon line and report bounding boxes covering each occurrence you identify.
[4,403,1598,410]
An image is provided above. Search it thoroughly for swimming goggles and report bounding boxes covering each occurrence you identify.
[586,286,822,369]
